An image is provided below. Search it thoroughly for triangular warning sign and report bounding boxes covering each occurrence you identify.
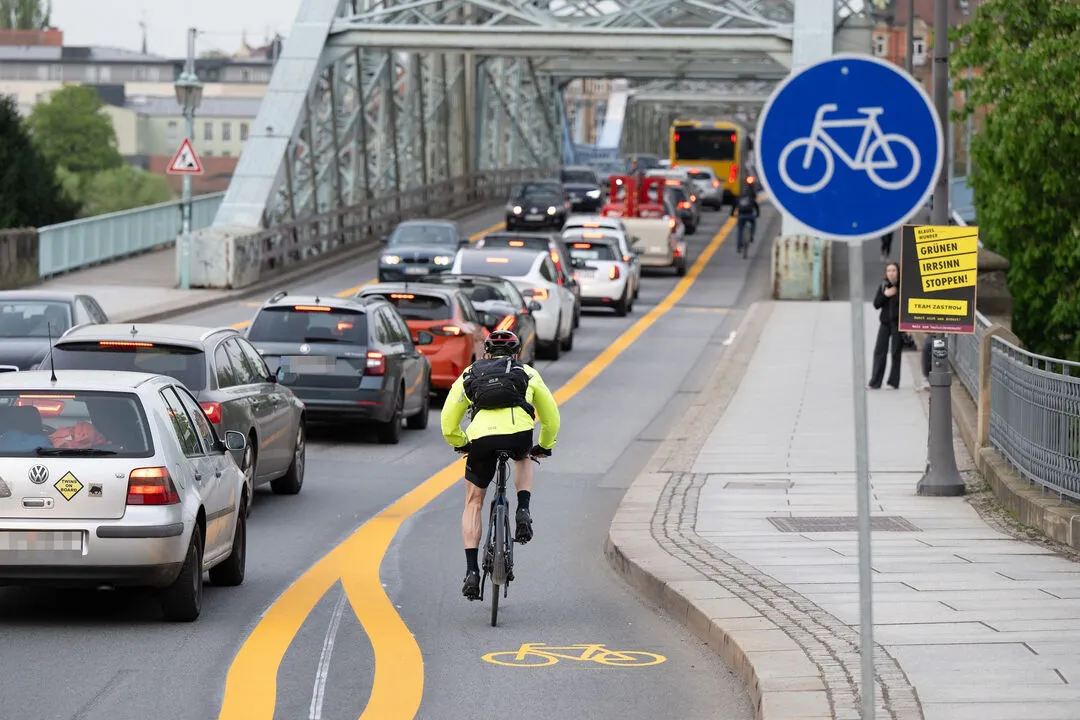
[167,138,204,175]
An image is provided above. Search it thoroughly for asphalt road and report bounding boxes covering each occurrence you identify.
[0,202,779,720]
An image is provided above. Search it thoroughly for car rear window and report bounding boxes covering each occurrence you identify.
[50,341,208,391]
[369,292,452,321]
[481,235,549,251]
[560,170,597,184]
[0,300,71,338]
[0,390,153,457]
[686,167,715,179]
[248,305,368,345]
[566,240,618,261]
[458,253,537,277]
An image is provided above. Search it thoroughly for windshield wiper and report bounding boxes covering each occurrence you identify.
[35,447,118,457]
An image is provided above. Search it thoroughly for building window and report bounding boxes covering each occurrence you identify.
[85,65,98,82]
[99,66,111,82]
[136,66,146,80]
[146,67,160,82]
[873,34,888,57]
[204,122,213,141]
[242,69,250,82]
[222,122,232,141]
[166,121,179,145]
[913,36,927,65]
[48,64,62,80]
[240,123,249,141]
[222,150,231,158]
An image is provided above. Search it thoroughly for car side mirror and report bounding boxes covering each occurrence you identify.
[459,237,470,246]
[527,300,542,312]
[266,373,277,383]
[630,235,641,245]
[415,330,434,346]
[224,430,246,451]
[632,246,644,255]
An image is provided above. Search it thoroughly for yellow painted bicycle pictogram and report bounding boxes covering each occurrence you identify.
[482,643,667,668]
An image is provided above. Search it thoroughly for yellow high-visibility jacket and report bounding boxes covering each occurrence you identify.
[441,363,560,450]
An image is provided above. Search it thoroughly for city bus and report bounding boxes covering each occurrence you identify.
[669,119,751,206]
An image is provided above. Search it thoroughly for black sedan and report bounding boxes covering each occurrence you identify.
[245,293,432,444]
[411,273,540,365]
[378,219,468,282]
[506,183,570,231]
[560,166,605,212]
[0,290,109,371]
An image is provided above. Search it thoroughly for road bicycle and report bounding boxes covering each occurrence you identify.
[736,218,754,259]
[778,104,921,194]
[475,450,542,627]
[482,643,667,667]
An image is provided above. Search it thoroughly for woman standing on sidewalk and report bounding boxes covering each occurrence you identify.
[868,261,903,390]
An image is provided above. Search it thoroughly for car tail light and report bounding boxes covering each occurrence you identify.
[677,201,691,209]
[431,325,463,336]
[673,246,683,258]
[16,394,72,416]
[127,467,180,506]
[712,180,720,188]
[609,266,621,280]
[668,217,676,230]
[365,350,386,375]
[525,288,549,301]
[495,315,515,331]
[200,402,222,425]
[99,340,153,348]
[728,165,738,184]
[622,254,631,262]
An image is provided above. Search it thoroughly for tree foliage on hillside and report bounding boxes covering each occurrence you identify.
[0,0,50,30]
[952,0,1080,361]
[0,94,77,228]
[26,85,123,176]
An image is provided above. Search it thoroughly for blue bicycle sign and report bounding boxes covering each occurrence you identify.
[756,54,943,241]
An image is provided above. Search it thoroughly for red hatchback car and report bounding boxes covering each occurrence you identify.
[356,283,486,389]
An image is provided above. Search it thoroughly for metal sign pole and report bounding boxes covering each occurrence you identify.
[848,239,876,720]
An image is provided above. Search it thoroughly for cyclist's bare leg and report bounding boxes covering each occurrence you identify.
[513,458,533,493]
[461,481,485,599]
[513,458,534,543]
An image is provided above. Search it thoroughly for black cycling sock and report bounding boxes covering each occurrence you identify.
[517,490,531,511]
[465,548,479,574]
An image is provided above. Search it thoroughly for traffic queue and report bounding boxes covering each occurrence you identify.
[0,159,725,622]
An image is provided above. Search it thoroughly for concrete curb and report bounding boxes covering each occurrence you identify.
[605,301,831,720]
[114,200,501,324]
[948,380,1080,550]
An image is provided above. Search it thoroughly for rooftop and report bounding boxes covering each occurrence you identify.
[0,44,273,65]
[123,95,264,118]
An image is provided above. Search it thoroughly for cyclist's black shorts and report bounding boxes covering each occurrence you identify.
[464,430,534,489]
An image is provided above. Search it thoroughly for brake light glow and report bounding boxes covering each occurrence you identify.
[16,395,69,415]
[674,247,683,258]
[495,315,515,331]
[572,242,591,249]
[673,132,680,141]
[581,232,604,239]
[665,179,680,187]
[678,201,691,209]
[623,254,631,262]
[728,165,738,184]
[336,322,353,331]
[550,250,560,263]
[293,305,331,312]
[390,293,415,299]
[509,240,525,247]
[365,350,386,375]
[609,266,621,280]
[668,217,676,230]
[200,402,222,425]
[98,340,153,348]
[730,134,736,142]
[435,325,463,336]
[126,467,180,506]
[583,223,601,227]
[526,288,549,301]
[485,257,510,264]
[712,180,720,188]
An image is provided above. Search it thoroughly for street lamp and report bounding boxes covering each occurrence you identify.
[174,27,203,290]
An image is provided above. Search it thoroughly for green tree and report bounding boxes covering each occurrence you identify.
[26,84,123,176]
[0,0,50,29]
[75,165,174,218]
[0,94,77,228]
[952,0,1080,361]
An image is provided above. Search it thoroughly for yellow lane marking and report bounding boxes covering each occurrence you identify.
[217,215,734,720]
[482,643,668,668]
[227,220,506,331]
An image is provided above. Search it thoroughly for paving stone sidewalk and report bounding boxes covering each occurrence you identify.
[609,300,1080,720]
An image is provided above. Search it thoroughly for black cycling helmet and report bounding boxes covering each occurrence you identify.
[484,330,521,357]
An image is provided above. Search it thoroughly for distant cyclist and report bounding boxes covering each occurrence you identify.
[440,330,560,601]
[731,185,760,254]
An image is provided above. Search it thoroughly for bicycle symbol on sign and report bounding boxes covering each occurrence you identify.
[778,104,922,194]
[482,643,667,668]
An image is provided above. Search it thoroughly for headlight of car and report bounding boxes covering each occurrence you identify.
[511,205,523,214]
[433,255,452,266]
[586,189,601,198]
[547,206,557,215]
[382,255,401,264]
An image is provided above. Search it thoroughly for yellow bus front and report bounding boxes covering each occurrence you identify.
[670,122,743,204]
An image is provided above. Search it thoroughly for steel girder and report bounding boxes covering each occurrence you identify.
[213,0,819,231]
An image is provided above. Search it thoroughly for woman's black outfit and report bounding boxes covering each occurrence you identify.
[868,281,902,389]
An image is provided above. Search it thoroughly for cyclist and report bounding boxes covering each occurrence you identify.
[731,185,760,254]
[440,329,560,601]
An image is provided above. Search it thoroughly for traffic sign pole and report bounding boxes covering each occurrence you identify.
[756,53,945,720]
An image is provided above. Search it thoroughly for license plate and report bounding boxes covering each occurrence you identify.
[577,269,596,279]
[0,530,83,551]
[404,266,429,275]
[525,214,544,221]
[283,356,336,374]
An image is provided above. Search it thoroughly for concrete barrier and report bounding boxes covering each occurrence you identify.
[771,234,830,300]
[0,229,39,290]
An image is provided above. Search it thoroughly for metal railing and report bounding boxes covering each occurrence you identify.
[37,192,225,278]
[945,312,991,403]
[987,338,1080,500]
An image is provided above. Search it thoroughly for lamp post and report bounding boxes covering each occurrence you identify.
[173,28,203,290]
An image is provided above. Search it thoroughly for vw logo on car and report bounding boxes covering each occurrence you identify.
[28,464,49,485]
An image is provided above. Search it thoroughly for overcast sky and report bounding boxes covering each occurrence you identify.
[51,0,302,58]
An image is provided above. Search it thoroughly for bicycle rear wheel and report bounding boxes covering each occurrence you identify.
[491,502,506,627]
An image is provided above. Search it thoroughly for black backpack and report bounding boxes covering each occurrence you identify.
[462,357,534,418]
